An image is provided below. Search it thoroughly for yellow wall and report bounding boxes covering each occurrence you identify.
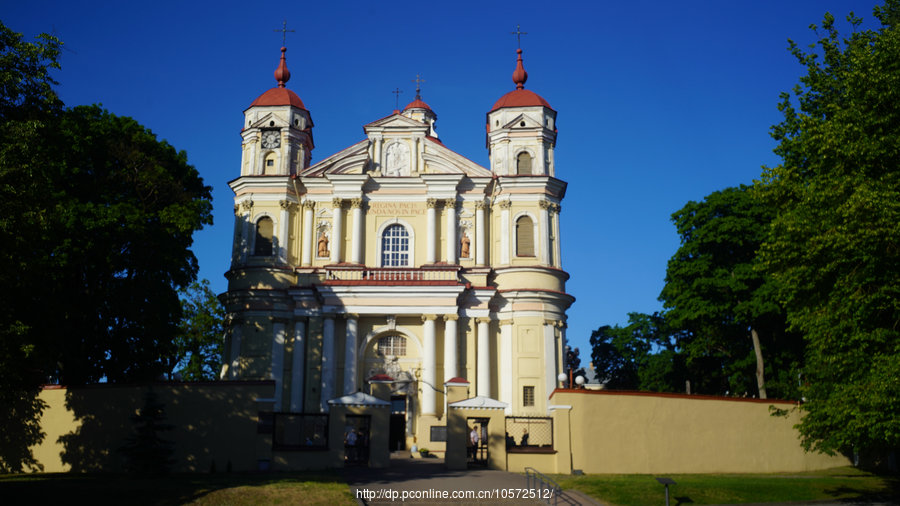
[552,390,849,474]
[33,382,275,473]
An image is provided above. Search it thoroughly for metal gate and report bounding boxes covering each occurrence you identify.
[344,415,370,466]
[467,417,490,468]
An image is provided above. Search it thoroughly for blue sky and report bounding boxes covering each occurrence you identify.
[5,0,881,365]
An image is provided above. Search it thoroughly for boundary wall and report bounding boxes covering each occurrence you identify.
[548,389,849,474]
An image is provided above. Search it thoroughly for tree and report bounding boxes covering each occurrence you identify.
[170,279,225,381]
[119,389,175,475]
[758,1,900,456]
[0,20,213,388]
[660,186,802,399]
[0,22,62,473]
[590,312,686,392]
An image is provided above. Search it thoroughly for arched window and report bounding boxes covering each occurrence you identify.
[516,152,532,175]
[254,217,274,256]
[516,215,535,257]
[263,152,277,175]
[377,335,407,356]
[381,224,410,266]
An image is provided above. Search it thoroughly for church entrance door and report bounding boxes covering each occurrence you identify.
[389,395,407,451]
[344,415,370,467]
[467,417,490,468]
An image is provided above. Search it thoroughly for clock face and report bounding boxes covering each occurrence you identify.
[262,131,280,149]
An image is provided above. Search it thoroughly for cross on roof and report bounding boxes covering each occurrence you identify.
[274,19,295,47]
[392,87,403,110]
[511,24,528,48]
[412,74,425,98]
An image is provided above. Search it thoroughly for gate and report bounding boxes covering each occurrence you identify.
[467,417,490,468]
[344,415,370,466]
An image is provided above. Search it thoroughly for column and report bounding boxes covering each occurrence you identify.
[229,323,242,379]
[272,321,286,411]
[426,198,438,264]
[544,320,560,404]
[539,200,551,265]
[278,200,292,264]
[343,314,359,395]
[445,198,457,264]
[475,201,487,266]
[301,201,314,266]
[350,199,364,264]
[551,203,562,268]
[422,315,437,415]
[499,200,511,265]
[289,320,306,412]
[330,198,343,264]
[476,317,491,398]
[373,137,382,171]
[231,205,242,265]
[321,315,335,412]
[499,320,513,412]
[443,315,459,383]
[412,138,419,173]
[239,200,253,263]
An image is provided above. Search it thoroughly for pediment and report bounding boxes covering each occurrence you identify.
[249,112,289,129]
[501,113,543,130]
[421,139,492,177]
[301,140,370,176]
[365,114,429,132]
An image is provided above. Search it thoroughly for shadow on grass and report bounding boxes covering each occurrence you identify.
[0,471,349,506]
[674,496,694,505]
[825,477,900,504]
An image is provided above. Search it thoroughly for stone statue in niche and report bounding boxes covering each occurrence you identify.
[460,233,471,258]
[318,232,330,257]
[384,142,410,177]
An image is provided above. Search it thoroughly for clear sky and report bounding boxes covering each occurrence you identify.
[5,0,881,366]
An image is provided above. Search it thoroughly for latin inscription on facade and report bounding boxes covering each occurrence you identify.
[368,202,424,215]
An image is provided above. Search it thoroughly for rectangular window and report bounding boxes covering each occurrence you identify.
[430,426,447,442]
[523,386,535,407]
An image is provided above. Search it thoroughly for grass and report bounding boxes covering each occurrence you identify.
[0,471,355,506]
[555,466,899,506]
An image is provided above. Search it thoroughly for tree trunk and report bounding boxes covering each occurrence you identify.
[750,327,767,399]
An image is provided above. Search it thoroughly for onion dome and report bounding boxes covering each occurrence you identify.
[248,47,307,110]
[490,48,552,112]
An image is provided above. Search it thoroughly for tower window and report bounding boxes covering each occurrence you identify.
[516,152,532,175]
[264,153,277,174]
[520,121,526,127]
[523,386,535,407]
[381,224,410,267]
[516,216,535,257]
[269,121,275,126]
[378,335,407,356]
[254,217,274,256]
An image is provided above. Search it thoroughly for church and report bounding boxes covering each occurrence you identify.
[220,43,574,453]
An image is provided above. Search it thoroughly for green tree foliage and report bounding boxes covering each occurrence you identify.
[0,22,61,473]
[0,20,212,386]
[758,1,900,455]
[590,312,685,392]
[171,280,225,381]
[119,389,175,475]
[660,186,802,399]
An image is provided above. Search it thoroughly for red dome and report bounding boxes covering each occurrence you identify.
[403,97,432,111]
[248,87,307,109]
[490,88,552,112]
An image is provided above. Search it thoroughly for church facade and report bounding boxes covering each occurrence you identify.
[221,45,574,450]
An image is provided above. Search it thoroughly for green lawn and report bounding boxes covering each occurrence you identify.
[0,471,355,506]
[555,466,899,506]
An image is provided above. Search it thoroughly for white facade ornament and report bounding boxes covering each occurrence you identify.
[384,141,410,177]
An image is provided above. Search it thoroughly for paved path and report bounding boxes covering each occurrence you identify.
[342,452,602,505]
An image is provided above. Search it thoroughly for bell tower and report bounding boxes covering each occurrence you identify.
[486,48,557,176]
[240,46,314,177]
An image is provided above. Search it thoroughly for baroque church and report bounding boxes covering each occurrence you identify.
[221,43,573,451]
